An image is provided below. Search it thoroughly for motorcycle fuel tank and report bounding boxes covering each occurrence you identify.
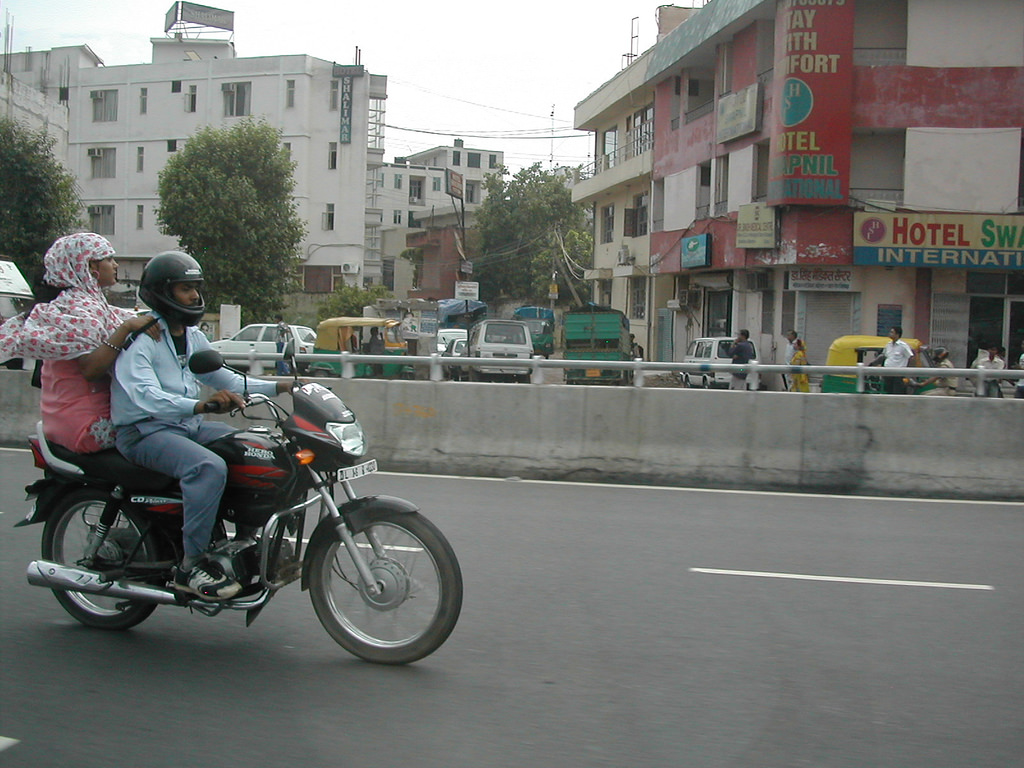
[208,428,294,525]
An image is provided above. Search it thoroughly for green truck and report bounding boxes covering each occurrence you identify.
[562,305,632,385]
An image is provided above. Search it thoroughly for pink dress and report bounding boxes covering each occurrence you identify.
[0,233,134,453]
[40,358,117,453]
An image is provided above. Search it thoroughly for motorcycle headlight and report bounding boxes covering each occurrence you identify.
[326,421,367,457]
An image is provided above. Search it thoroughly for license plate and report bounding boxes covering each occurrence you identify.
[337,459,377,481]
[585,368,601,377]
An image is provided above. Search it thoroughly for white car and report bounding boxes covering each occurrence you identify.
[435,328,468,353]
[682,336,760,389]
[210,323,316,372]
[466,319,535,382]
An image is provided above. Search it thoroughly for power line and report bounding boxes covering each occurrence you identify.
[385,124,586,141]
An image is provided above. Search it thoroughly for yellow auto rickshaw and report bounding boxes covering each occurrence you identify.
[822,335,933,393]
[308,317,403,378]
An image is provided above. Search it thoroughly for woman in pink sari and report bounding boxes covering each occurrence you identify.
[0,233,158,452]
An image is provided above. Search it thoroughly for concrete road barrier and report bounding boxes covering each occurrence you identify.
[1,370,1020,501]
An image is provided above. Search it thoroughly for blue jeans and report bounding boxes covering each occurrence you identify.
[276,341,290,375]
[116,417,237,560]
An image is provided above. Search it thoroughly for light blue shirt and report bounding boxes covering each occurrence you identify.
[111,314,279,427]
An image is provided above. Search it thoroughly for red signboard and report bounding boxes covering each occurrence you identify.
[767,0,855,206]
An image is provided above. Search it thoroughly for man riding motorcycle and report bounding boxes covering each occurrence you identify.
[110,251,291,600]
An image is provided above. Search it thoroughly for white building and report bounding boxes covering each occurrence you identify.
[372,139,503,295]
[5,21,386,311]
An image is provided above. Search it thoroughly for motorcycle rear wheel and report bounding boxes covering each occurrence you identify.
[41,488,160,630]
[308,511,462,665]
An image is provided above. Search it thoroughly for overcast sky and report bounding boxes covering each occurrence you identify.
[2,0,681,172]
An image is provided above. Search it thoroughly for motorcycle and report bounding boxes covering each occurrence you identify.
[17,348,463,665]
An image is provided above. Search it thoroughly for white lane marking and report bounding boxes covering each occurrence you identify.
[690,567,994,591]
[0,737,20,752]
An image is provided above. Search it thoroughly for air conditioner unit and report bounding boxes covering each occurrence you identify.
[666,299,681,310]
[220,82,235,92]
[87,148,103,157]
[685,289,702,308]
[341,263,357,274]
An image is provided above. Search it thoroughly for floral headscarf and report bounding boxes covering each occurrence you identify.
[0,233,134,361]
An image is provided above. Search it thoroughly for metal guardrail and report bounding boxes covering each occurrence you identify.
[220,350,1023,395]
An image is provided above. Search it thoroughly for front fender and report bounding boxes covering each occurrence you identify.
[300,495,419,590]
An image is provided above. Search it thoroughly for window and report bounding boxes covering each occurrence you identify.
[167,139,178,152]
[408,211,419,228]
[322,203,335,231]
[409,177,423,203]
[467,152,481,168]
[628,106,653,157]
[283,142,291,158]
[452,150,461,166]
[714,155,730,209]
[328,142,338,170]
[625,192,649,237]
[136,205,144,230]
[286,79,295,108]
[602,127,618,169]
[489,154,498,169]
[139,87,148,114]
[718,42,733,95]
[88,147,116,179]
[432,176,442,192]
[88,205,115,235]
[222,82,251,117]
[394,174,402,190]
[136,146,144,173]
[601,204,615,244]
[329,80,339,110]
[185,84,197,113]
[630,277,647,321]
[393,210,403,224]
[90,89,118,122]
[465,181,479,204]
[171,80,182,93]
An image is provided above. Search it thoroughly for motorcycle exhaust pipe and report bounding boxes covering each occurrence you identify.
[26,559,180,606]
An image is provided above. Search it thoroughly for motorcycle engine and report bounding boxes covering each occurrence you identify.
[206,538,259,586]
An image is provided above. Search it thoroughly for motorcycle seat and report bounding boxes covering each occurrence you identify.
[47,442,175,492]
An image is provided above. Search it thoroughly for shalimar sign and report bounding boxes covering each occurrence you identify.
[853,213,1024,270]
[767,0,855,206]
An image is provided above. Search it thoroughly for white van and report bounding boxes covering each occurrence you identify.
[466,319,534,382]
[682,336,760,389]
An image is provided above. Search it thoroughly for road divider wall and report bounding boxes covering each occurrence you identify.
[1,370,1019,501]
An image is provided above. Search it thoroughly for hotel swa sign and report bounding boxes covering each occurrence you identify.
[854,213,1024,270]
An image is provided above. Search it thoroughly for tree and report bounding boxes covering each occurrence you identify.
[317,283,392,321]
[0,117,82,279]
[157,119,305,322]
[473,164,589,304]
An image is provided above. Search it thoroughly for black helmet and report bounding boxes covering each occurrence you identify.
[931,346,949,362]
[139,251,205,326]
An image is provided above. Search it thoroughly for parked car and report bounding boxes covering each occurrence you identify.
[682,336,760,389]
[441,337,468,380]
[210,323,316,373]
[436,327,468,353]
[466,319,534,382]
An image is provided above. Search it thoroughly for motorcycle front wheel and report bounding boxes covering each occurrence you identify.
[41,488,160,630]
[308,511,463,665]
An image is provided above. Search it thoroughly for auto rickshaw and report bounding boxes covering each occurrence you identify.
[308,317,404,378]
[821,335,935,393]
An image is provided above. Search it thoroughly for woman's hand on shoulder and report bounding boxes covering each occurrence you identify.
[125,314,161,342]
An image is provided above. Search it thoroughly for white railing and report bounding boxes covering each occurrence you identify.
[220,350,1022,395]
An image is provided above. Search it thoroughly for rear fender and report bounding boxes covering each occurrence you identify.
[14,477,83,527]
[300,495,418,590]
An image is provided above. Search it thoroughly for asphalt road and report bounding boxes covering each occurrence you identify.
[1,448,1022,767]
